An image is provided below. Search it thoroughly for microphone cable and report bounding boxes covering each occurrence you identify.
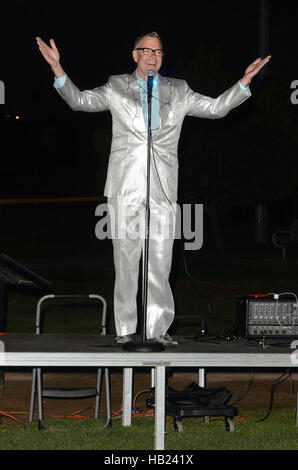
[127,71,197,282]
[126,71,198,284]
[151,141,196,282]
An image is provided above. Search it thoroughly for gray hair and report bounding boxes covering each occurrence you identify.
[134,31,163,49]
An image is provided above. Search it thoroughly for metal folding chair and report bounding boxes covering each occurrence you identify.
[29,294,111,430]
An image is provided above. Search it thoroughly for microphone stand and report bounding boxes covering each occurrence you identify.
[123,72,164,352]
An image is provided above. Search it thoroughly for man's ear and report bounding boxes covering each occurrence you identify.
[132,49,138,63]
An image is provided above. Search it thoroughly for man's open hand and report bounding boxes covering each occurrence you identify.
[240,55,271,87]
[36,37,65,77]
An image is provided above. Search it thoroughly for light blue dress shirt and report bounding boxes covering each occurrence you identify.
[55,75,67,88]
[239,82,249,92]
[136,73,160,136]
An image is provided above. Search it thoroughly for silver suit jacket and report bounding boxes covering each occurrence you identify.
[54,71,251,202]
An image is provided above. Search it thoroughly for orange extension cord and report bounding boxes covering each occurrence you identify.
[0,389,248,426]
[0,389,154,426]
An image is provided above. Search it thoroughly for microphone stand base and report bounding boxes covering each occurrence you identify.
[122,340,165,352]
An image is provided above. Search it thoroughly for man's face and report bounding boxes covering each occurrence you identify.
[132,36,163,80]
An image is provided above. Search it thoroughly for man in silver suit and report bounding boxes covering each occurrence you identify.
[36,32,270,346]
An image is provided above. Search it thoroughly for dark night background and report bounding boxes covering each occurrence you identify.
[2,1,298,438]
[1,0,298,274]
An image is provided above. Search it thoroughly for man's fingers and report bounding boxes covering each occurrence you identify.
[257,55,271,66]
[36,36,57,53]
[250,55,271,68]
[257,56,271,71]
[263,55,271,64]
[50,38,58,51]
[36,37,49,53]
[248,55,271,74]
[36,36,47,47]
[249,58,262,66]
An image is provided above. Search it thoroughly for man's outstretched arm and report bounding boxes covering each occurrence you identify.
[36,36,110,112]
[186,55,271,119]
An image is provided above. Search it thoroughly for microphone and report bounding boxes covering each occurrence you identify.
[147,69,155,101]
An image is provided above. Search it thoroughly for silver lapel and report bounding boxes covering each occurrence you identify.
[126,71,146,133]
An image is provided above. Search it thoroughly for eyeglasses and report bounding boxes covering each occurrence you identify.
[134,47,164,57]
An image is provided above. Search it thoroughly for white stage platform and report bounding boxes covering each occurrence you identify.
[0,334,297,449]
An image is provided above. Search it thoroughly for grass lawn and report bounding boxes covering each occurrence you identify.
[0,410,298,450]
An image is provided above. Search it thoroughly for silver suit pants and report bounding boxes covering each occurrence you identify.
[108,197,176,339]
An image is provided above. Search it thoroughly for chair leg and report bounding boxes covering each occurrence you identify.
[37,368,46,429]
[104,368,112,428]
[95,367,111,427]
[95,368,103,419]
[29,368,37,422]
